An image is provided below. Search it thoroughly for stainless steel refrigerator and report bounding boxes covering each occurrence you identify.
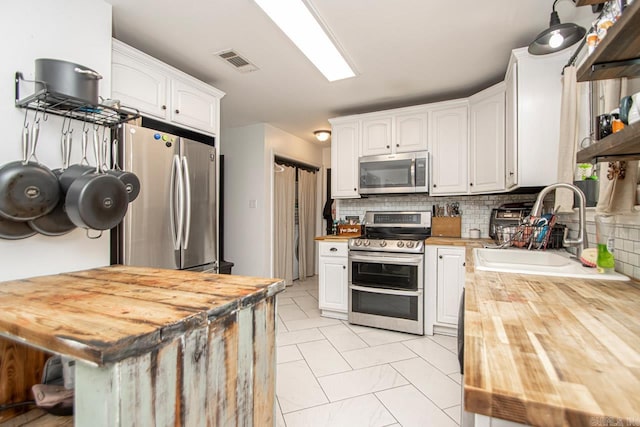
[113,122,217,272]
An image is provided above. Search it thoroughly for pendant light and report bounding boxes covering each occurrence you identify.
[528,0,586,55]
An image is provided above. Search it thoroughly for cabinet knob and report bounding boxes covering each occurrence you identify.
[470,183,474,186]
[330,247,337,252]
[343,265,346,269]
[396,144,399,147]
[509,171,514,176]
[439,255,443,259]
[175,109,180,114]
[161,105,167,110]
[353,188,357,191]
[463,262,466,267]
[433,184,437,188]
[386,145,390,149]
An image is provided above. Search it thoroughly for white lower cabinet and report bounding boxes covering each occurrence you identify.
[425,245,465,335]
[318,241,348,320]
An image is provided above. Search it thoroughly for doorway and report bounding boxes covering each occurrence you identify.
[273,156,318,286]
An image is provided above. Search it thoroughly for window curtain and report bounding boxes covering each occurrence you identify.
[555,66,581,213]
[297,169,317,279]
[274,165,296,286]
[595,79,639,214]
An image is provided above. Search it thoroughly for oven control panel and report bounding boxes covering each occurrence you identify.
[349,238,424,253]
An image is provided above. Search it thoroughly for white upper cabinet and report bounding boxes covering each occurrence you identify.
[112,39,224,135]
[429,101,469,195]
[505,62,518,189]
[361,117,393,156]
[360,107,428,156]
[505,47,572,188]
[112,48,169,120]
[395,110,429,153]
[170,78,219,133]
[330,119,360,198]
[469,82,505,194]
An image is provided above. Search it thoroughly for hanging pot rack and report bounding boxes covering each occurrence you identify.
[14,72,139,127]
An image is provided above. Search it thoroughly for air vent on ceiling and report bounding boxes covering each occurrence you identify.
[215,50,258,73]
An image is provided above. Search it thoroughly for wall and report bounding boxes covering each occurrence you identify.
[337,193,538,238]
[221,123,324,277]
[0,0,112,281]
[221,124,268,277]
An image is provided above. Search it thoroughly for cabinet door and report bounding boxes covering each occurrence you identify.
[469,83,505,194]
[170,79,219,134]
[505,63,518,189]
[430,104,469,195]
[319,256,348,313]
[436,247,465,326]
[112,50,169,120]
[361,117,392,156]
[395,111,428,153]
[331,121,360,198]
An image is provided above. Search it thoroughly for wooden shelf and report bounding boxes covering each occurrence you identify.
[576,0,640,82]
[576,0,606,5]
[576,121,640,162]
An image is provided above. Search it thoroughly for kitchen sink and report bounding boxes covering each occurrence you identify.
[473,248,630,281]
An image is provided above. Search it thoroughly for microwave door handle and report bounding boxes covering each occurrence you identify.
[350,284,422,297]
[410,158,416,186]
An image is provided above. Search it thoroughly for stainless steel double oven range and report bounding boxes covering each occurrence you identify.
[348,211,432,335]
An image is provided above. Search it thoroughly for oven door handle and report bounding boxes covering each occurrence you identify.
[349,254,423,266]
[350,284,422,297]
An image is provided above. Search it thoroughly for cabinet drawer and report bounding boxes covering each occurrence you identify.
[319,242,348,257]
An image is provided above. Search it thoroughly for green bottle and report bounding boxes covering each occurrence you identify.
[596,243,615,273]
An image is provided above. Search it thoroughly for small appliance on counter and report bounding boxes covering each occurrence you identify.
[488,203,532,240]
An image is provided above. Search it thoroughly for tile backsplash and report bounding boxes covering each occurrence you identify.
[337,195,640,281]
[336,193,539,238]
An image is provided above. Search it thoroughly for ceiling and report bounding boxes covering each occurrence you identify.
[104,0,596,145]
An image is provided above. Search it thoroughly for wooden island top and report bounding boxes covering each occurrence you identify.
[0,265,284,366]
[0,266,285,426]
[428,238,640,426]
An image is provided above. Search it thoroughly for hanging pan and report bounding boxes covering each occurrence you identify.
[0,111,60,221]
[65,127,128,232]
[0,216,36,240]
[103,135,140,203]
[29,119,77,236]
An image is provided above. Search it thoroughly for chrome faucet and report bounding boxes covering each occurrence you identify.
[531,182,588,259]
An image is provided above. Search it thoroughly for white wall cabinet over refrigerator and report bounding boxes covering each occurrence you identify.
[329,119,360,198]
[425,245,465,335]
[429,101,469,195]
[469,82,506,194]
[318,241,349,320]
[112,39,224,135]
[505,46,572,188]
[360,107,428,156]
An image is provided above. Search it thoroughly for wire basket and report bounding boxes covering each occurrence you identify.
[494,217,562,250]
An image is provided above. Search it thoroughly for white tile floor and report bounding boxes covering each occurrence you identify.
[275,276,461,427]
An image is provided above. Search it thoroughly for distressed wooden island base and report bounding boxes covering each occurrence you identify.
[0,266,285,426]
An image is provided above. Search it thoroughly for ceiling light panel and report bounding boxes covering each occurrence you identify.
[254,0,355,82]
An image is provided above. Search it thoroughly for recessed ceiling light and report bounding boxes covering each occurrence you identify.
[254,0,356,82]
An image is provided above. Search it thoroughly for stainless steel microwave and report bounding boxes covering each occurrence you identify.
[359,151,429,195]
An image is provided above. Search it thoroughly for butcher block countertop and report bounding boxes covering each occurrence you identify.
[0,266,285,365]
[427,237,640,426]
[315,235,353,242]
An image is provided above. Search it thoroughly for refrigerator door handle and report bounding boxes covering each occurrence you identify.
[170,154,183,250]
[181,155,191,250]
